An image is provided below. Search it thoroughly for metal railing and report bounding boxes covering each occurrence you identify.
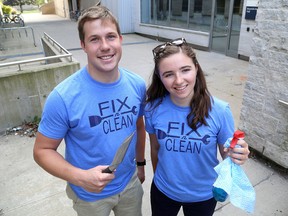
[279,100,288,108]
[42,32,71,55]
[0,26,36,46]
[0,32,73,71]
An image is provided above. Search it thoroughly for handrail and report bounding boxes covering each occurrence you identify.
[0,26,36,46]
[0,54,72,71]
[279,100,288,107]
[43,32,70,54]
[0,32,73,71]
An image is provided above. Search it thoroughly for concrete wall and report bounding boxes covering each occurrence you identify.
[0,39,80,134]
[239,1,288,168]
[81,0,101,11]
[41,2,56,14]
[53,0,69,18]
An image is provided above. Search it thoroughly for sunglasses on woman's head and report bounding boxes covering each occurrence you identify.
[152,38,187,58]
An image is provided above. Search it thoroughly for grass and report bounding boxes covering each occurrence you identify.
[22,9,41,14]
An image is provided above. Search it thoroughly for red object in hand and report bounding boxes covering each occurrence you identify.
[230,130,245,149]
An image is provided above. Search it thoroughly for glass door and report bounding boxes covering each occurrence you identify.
[211,0,243,58]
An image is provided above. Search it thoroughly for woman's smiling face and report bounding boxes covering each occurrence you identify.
[158,51,198,107]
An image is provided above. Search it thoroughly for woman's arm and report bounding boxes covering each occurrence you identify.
[149,133,160,173]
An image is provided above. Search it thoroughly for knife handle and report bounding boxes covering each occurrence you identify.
[102,167,113,173]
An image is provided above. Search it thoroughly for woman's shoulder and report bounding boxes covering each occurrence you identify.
[211,96,229,108]
[145,97,168,114]
[210,96,231,116]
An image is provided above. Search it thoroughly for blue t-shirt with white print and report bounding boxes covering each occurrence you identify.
[39,66,146,201]
[145,95,234,202]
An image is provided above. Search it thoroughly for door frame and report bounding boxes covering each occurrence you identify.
[209,0,239,58]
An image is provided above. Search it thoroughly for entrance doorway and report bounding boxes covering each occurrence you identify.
[211,0,243,57]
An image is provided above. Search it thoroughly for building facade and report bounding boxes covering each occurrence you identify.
[239,1,288,168]
[54,0,258,59]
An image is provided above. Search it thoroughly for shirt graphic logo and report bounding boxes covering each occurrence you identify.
[89,106,137,127]
[157,129,210,144]
[156,122,210,154]
[88,97,138,133]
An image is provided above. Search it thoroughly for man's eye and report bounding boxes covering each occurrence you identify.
[90,38,99,42]
[107,35,116,40]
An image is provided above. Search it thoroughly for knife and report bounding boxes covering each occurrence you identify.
[102,131,135,173]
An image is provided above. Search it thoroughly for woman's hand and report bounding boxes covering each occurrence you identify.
[225,139,250,165]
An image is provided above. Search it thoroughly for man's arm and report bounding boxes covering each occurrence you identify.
[135,116,146,183]
[33,132,115,193]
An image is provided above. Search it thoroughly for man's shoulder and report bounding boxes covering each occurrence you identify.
[55,68,83,91]
[120,67,145,83]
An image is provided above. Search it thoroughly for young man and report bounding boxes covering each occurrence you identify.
[33,5,146,216]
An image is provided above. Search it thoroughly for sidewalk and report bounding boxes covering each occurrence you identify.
[0,12,288,216]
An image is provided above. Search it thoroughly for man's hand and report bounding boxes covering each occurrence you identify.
[78,166,115,193]
[137,166,145,184]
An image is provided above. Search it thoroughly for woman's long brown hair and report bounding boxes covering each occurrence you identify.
[146,44,212,130]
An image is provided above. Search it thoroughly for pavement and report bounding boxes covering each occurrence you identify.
[1,12,288,216]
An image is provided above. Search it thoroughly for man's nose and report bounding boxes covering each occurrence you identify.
[100,39,110,49]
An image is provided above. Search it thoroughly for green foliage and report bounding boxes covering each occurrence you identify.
[35,0,44,6]
[2,4,12,14]
[3,0,37,6]
[3,0,37,13]
[33,115,41,124]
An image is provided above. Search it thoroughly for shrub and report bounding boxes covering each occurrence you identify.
[2,4,13,14]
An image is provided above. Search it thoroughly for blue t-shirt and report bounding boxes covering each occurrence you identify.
[145,95,234,202]
[39,66,146,201]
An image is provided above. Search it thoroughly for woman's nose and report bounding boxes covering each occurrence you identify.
[174,73,183,83]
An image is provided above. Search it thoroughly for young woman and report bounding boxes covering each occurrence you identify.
[145,38,250,216]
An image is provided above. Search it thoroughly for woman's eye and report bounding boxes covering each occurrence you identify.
[181,66,193,73]
[163,73,173,78]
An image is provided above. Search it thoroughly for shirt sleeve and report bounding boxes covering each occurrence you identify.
[138,81,147,117]
[38,90,69,139]
[217,104,235,145]
[144,104,156,134]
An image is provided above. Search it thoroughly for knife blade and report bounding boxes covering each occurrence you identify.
[102,131,135,173]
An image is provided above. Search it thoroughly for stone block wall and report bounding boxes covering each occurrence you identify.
[239,0,288,168]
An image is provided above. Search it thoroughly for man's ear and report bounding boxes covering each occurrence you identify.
[80,40,86,53]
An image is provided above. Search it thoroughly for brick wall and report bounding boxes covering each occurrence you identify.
[239,0,288,168]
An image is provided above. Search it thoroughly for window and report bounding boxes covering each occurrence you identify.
[141,0,213,32]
